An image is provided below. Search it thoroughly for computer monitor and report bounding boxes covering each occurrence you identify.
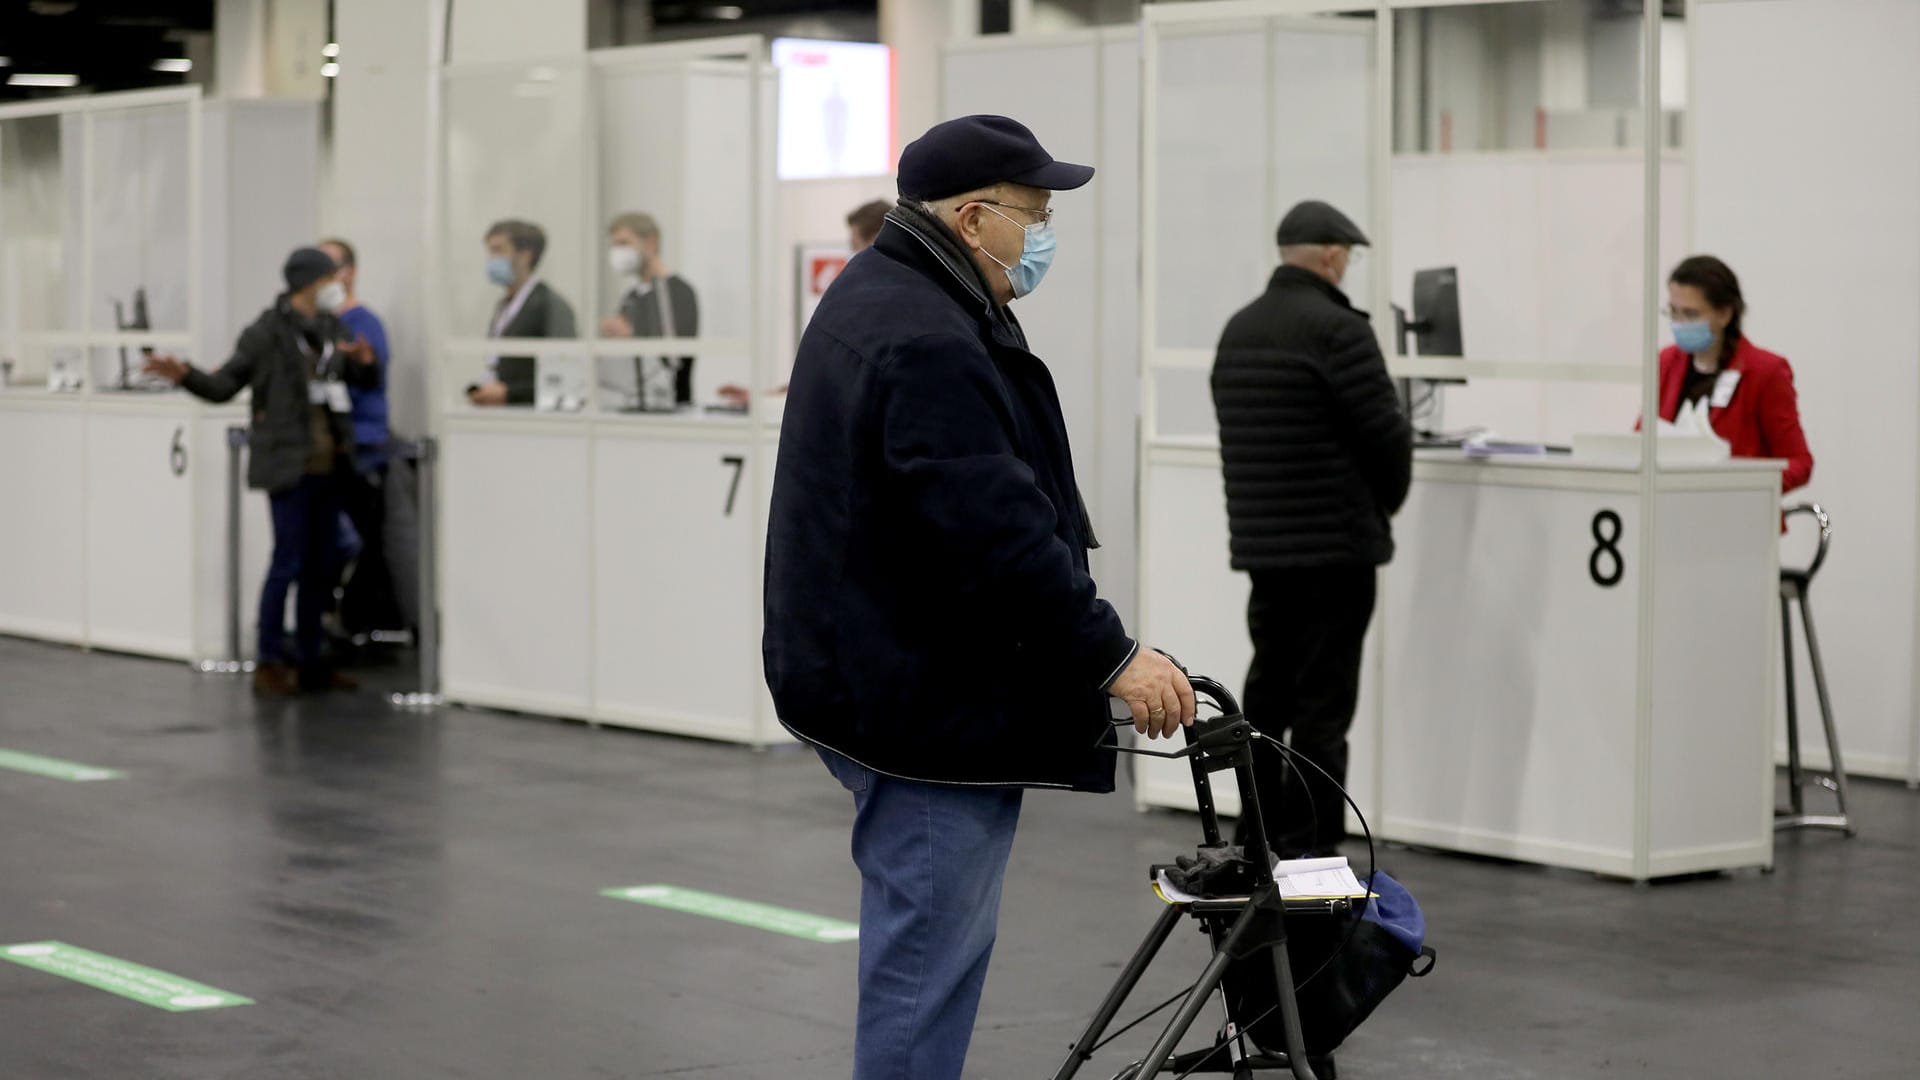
[1394,267,1464,436]
[113,287,159,391]
[1408,267,1462,357]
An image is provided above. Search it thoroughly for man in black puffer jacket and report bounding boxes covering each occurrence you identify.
[1211,200,1413,858]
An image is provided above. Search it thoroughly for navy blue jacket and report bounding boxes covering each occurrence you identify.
[764,205,1135,791]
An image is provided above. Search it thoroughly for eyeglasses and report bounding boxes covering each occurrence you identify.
[1660,305,1712,321]
[972,199,1055,225]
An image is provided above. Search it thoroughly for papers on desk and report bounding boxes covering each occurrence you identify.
[1154,855,1372,904]
[1461,432,1547,458]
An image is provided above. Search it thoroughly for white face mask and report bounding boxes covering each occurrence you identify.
[608,245,643,277]
[316,280,347,313]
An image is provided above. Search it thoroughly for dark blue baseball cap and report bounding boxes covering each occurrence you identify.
[897,114,1095,201]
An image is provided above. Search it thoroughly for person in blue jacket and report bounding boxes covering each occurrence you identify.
[317,238,403,638]
[764,115,1195,1080]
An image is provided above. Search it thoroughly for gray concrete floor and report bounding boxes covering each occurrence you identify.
[1,634,1916,1079]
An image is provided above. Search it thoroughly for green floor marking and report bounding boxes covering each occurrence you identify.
[2,942,252,1012]
[603,884,859,943]
[0,748,124,782]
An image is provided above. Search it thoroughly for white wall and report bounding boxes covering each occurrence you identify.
[943,31,1140,625]
[0,114,78,379]
[1694,0,1920,782]
[1586,13,1640,111]
[1539,0,1588,112]
[1412,3,1681,155]
[207,102,321,365]
[447,0,585,64]
[881,0,975,154]
[214,0,331,100]
[326,0,440,440]
[1426,6,1492,152]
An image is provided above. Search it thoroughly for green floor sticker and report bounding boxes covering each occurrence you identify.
[2,942,252,1012]
[603,885,859,943]
[0,748,123,782]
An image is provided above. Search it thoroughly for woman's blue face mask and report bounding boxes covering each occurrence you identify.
[1671,320,1715,354]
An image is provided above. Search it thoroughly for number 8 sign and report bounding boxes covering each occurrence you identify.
[1590,510,1624,588]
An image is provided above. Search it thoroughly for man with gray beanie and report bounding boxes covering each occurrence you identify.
[765,115,1194,1079]
[1211,200,1412,858]
[146,247,380,695]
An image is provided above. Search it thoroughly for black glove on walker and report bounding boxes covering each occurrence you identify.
[1166,844,1258,898]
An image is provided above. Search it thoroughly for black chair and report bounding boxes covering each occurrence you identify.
[1776,503,1852,834]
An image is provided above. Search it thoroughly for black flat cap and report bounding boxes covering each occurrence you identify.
[283,246,337,293]
[1276,200,1369,247]
[897,115,1094,202]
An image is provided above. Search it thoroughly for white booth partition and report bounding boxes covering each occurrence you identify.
[940,26,1141,624]
[1134,1,1780,881]
[1692,0,1920,786]
[435,37,783,744]
[1135,2,1384,826]
[1390,150,1689,442]
[0,88,312,663]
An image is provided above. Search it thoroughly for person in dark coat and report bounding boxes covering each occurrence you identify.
[1210,199,1413,858]
[468,219,577,406]
[764,114,1194,1080]
[145,247,381,694]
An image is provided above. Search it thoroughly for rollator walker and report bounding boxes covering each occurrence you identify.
[1052,674,1351,1080]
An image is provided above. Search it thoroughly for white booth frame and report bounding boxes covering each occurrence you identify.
[0,86,203,366]
[428,37,784,745]
[1132,0,1795,881]
[1690,0,1920,789]
[0,87,264,664]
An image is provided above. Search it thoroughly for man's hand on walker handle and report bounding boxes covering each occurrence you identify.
[1108,647,1196,739]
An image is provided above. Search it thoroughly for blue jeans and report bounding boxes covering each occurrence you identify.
[259,472,343,667]
[817,748,1024,1080]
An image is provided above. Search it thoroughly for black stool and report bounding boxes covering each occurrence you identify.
[1777,503,1852,834]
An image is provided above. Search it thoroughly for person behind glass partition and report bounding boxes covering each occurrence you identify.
[847,198,891,253]
[468,219,576,407]
[600,212,700,411]
[1654,255,1814,493]
[721,200,890,407]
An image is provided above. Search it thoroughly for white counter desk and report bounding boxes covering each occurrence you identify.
[1138,441,1783,881]
[438,406,785,745]
[0,388,272,662]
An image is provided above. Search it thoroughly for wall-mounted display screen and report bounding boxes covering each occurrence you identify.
[773,38,893,180]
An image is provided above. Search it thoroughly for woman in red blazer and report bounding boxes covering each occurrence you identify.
[1658,255,1814,492]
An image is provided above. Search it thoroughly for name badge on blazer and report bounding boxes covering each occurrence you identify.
[1711,370,1741,408]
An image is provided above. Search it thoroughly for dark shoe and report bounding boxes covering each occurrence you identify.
[252,661,298,696]
[298,666,360,693]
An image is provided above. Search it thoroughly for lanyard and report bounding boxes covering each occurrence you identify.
[492,277,540,338]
